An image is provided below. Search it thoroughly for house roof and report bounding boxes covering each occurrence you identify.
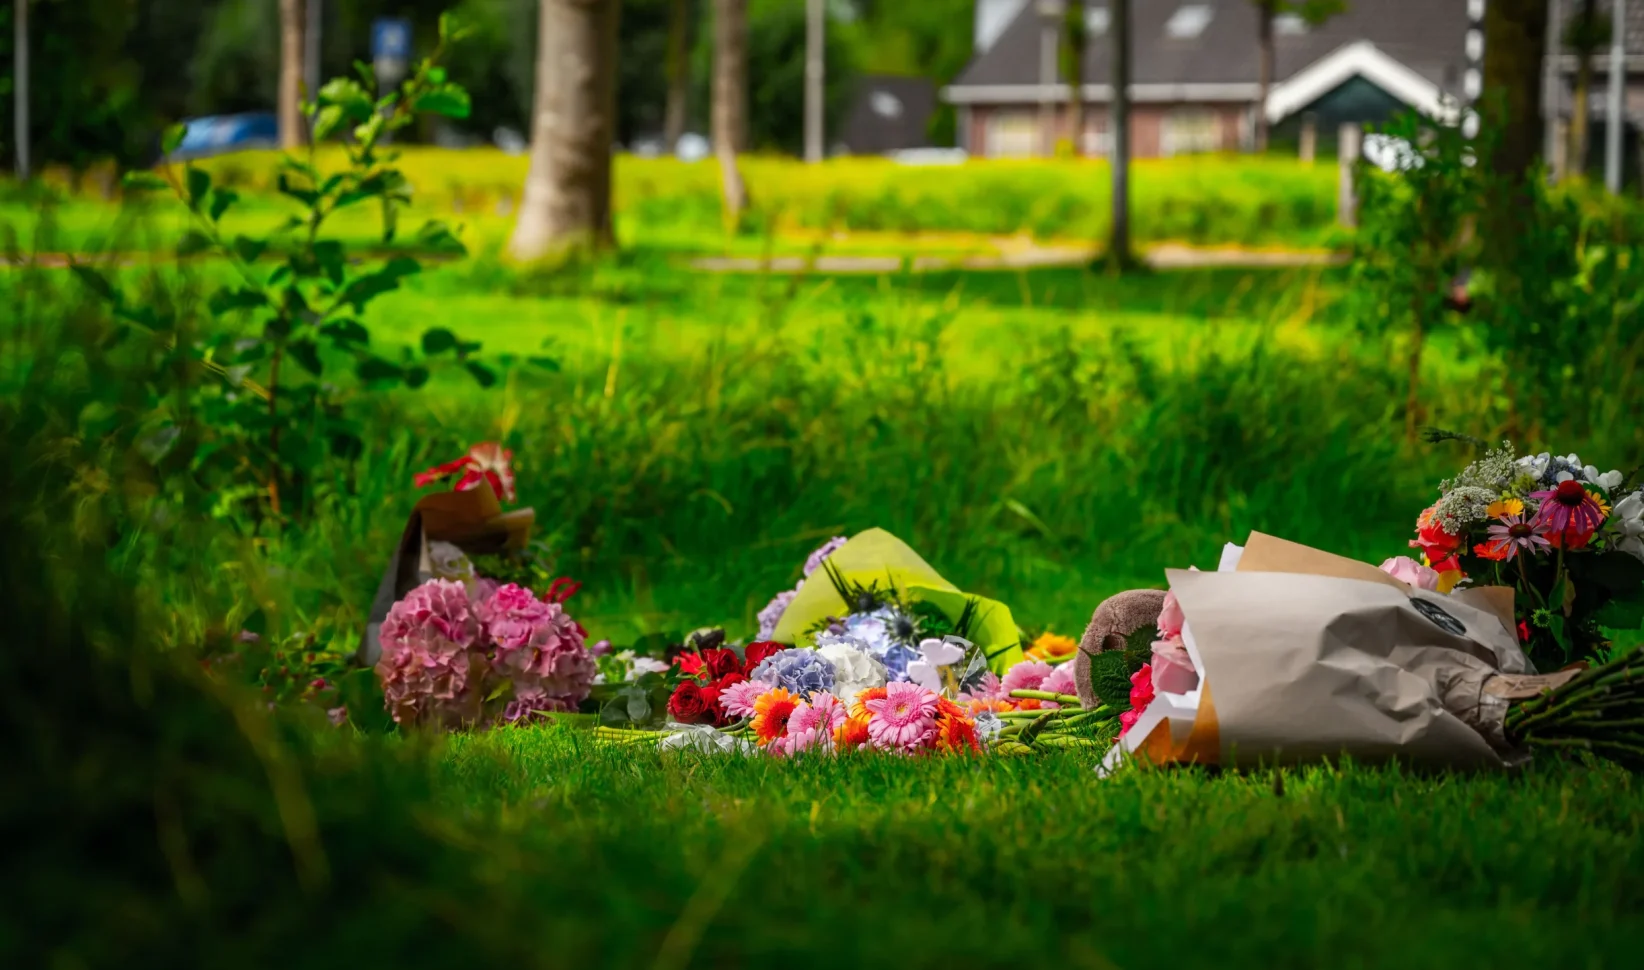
[947,0,1471,109]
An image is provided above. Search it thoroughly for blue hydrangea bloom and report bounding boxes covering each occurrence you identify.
[750,648,836,697]
[880,643,919,683]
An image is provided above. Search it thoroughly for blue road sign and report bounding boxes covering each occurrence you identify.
[371,18,412,62]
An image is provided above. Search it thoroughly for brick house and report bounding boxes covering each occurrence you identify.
[943,0,1474,159]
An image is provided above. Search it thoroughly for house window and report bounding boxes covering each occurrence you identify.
[986,111,1040,158]
[1161,108,1220,156]
[1165,5,1213,39]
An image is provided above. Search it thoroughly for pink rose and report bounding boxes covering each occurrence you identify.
[1150,635,1199,694]
[1157,589,1185,640]
[1379,556,1440,592]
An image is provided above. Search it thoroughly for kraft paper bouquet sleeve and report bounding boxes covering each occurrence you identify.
[1109,532,1583,773]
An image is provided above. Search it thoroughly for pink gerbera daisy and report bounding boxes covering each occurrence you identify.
[789,691,848,736]
[1000,660,1052,694]
[719,679,772,719]
[864,681,939,752]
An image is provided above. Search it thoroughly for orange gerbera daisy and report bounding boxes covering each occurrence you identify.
[936,696,968,720]
[1027,632,1078,663]
[965,698,1014,715]
[850,685,888,721]
[833,714,871,750]
[936,713,982,754]
[1015,698,1044,711]
[751,687,799,746]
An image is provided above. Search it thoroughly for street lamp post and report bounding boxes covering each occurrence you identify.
[1605,0,1627,192]
[804,0,824,162]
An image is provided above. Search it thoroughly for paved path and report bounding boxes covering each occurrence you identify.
[690,243,1348,274]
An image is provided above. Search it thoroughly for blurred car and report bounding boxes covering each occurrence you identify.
[167,112,279,161]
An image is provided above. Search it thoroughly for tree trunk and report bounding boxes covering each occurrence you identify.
[508,0,622,261]
[713,0,751,226]
[1255,2,1274,153]
[1482,0,1550,184]
[1108,0,1132,268]
[1570,0,1598,177]
[278,0,307,149]
[663,0,690,150]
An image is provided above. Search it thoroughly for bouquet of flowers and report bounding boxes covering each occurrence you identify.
[1407,436,1644,667]
[373,543,597,729]
[757,529,1026,676]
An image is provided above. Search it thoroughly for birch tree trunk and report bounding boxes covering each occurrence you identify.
[279,0,307,149]
[509,0,622,261]
[713,0,751,227]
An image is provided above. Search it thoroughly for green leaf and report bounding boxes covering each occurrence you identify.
[70,265,117,302]
[412,86,471,119]
[137,423,183,464]
[207,288,268,316]
[232,235,268,264]
[357,357,405,382]
[464,361,497,388]
[420,328,457,355]
[121,171,168,193]
[312,104,347,142]
[317,77,375,120]
[161,123,187,157]
[427,67,447,85]
[438,10,474,43]
[288,339,323,377]
[186,167,212,209]
[320,318,370,345]
[527,355,561,372]
[276,173,319,206]
[338,256,420,312]
[1085,650,1133,711]
[1596,595,1644,630]
[314,240,346,286]
[176,230,213,257]
[208,187,238,222]
[403,365,430,389]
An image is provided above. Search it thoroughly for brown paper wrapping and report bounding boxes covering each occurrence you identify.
[355,480,534,666]
[1129,533,1555,772]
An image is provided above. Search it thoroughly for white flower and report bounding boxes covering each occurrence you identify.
[1516,452,1551,480]
[815,635,887,706]
[1613,492,1644,562]
[1595,469,1625,492]
[905,637,967,693]
[630,657,671,677]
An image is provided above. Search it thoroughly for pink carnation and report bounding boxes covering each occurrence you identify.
[768,725,828,757]
[1000,659,1052,694]
[721,679,773,719]
[864,682,939,752]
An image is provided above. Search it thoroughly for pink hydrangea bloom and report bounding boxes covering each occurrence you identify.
[1000,659,1053,694]
[1157,589,1185,640]
[864,682,939,752]
[480,584,594,706]
[721,679,773,719]
[789,691,847,735]
[376,579,486,726]
[481,583,556,652]
[469,577,502,603]
[1151,634,1199,694]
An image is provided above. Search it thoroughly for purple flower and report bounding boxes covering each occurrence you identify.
[749,647,836,697]
[757,588,797,640]
[803,536,849,577]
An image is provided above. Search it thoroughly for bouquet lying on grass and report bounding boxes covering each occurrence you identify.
[1405,437,1644,668]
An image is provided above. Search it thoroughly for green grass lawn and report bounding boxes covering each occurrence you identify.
[8,212,1644,967]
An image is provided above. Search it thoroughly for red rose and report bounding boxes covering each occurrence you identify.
[707,672,745,726]
[1518,620,1531,642]
[667,682,713,724]
[677,653,705,677]
[700,647,741,680]
[743,641,784,670]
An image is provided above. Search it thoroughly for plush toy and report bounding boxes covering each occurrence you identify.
[1073,589,1166,709]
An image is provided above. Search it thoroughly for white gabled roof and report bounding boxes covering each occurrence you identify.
[1265,40,1460,124]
